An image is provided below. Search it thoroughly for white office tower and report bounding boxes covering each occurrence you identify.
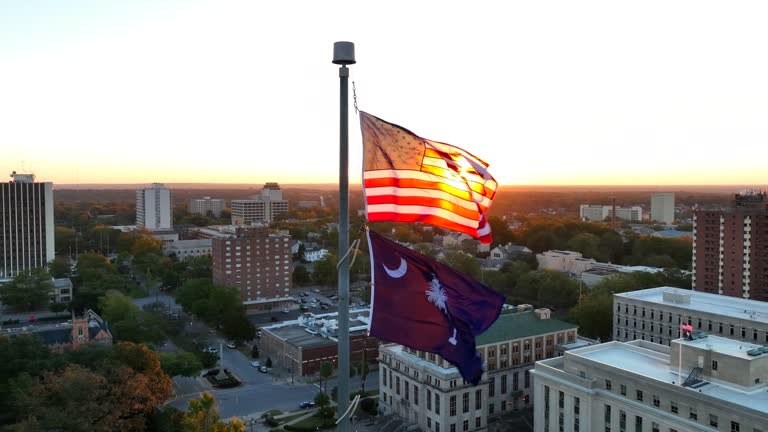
[231,182,288,225]
[136,183,172,230]
[651,193,675,224]
[0,172,55,279]
[533,336,768,432]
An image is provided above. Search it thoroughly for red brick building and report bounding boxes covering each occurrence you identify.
[693,192,768,300]
[260,310,379,376]
[211,227,294,311]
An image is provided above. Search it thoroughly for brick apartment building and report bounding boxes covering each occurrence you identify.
[692,191,768,300]
[211,227,294,311]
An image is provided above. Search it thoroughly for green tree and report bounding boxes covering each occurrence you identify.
[0,268,52,311]
[54,226,76,255]
[314,391,334,419]
[49,303,67,314]
[293,264,312,286]
[99,290,139,323]
[568,293,614,340]
[48,256,70,278]
[567,233,601,260]
[515,270,579,309]
[313,255,339,287]
[221,311,255,344]
[319,361,334,394]
[160,351,204,377]
[265,357,273,368]
[488,216,516,247]
[439,251,481,279]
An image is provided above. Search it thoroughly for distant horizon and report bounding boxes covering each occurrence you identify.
[49,182,766,193]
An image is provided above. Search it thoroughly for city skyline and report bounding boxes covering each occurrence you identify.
[2,1,767,186]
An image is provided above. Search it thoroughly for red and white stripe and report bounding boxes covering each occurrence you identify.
[364,169,496,244]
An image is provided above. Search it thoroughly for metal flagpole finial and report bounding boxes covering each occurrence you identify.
[332,41,356,65]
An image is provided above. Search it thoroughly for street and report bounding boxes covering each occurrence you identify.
[132,288,378,421]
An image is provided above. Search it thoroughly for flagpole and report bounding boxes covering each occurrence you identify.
[333,41,355,432]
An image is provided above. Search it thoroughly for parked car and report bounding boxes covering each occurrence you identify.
[300,305,308,312]
[330,295,338,301]
[203,346,218,354]
[250,361,260,368]
[281,308,290,314]
[258,366,270,373]
[226,342,237,349]
[312,288,320,293]
[256,330,262,338]
[299,401,316,409]
[320,305,329,310]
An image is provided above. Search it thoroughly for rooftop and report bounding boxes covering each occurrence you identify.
[476,310,577,346]
[564,339,768,415]
[264,308,370,348]
[677,335,765,360]
[616,287,768,323]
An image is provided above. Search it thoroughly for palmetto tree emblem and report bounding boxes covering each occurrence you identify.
[426,276,449,316]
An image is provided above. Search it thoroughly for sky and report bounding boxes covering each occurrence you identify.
[1,0,767,187]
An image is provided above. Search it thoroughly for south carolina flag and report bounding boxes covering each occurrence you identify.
[367,229,505,385]
[360,112,498,244]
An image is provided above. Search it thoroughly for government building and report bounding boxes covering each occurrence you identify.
[378,306,578,431]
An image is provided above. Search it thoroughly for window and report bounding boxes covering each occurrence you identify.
[475,417,481,428]
[712,360,718,370]
[605,379,612,390]
[636,390,643,402]
[435,393,441,414]
[489,403,495,415]
[653,395,660,407]
[525,370,531,388]
[574,396,580,414]
[620,384,627,396]
[450,425,456,432]
[414,384,419,405]
[559,391,564,409]
[462,392,469,413]
[635,416,642,432]
[501,400,507,411]
[489,376,495,397]
[462,420,469,431]
[449,395,456,416]
[475,389,481,409]
[427,418,432,428]
[689,407,697,420]
[652,423,659,432]
[396,377,400,395]
[670,401,678,414]
[501,374,507,394]
[619,410,626,432]
[405,382,410,400]
[731,421,740,432]
[604,404,611,426]
[427,389,432,411]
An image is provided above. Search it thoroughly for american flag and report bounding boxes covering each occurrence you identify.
[360,112,497,244]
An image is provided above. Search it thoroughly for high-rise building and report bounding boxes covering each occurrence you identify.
[211,228,293,311]
[692,191,768,300]
[650,192,675,224]
[188,197,224,218]
[231,182,288,225]
[532,336,768,432]
[613,287,768,346]
[379,306,578,431]
[579,204,643,222]
[1,172,54,279]
[136,183,172,231]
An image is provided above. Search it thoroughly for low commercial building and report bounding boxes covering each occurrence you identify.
[614,287,768,346]
[378,306,578,431]
[51,277,72,304]
[532,335,768,432]
[163,239,212,261]
[260,309,378,376]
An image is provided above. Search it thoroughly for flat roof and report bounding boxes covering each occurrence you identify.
[567,340,768,414]
[676,335,764,360]
[615,287,768,324]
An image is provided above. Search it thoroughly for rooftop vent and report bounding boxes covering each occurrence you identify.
[663,291,690,304]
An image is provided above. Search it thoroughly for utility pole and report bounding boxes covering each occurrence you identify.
[332,41,355,432]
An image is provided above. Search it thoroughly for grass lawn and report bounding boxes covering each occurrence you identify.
[290,415,332,429]
[264,409,283,417]
[276,412,308,424]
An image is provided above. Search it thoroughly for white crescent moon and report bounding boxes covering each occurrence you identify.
[383,258,408,279]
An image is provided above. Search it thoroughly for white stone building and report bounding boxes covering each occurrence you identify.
[188,197,224,217]
[532,336,768,432]
[163,239,212,261]
[613,287,768,347]
[379,307,578,432]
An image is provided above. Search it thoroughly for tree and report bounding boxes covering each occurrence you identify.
[439,251,481,279]
[292,264,312,286]
[13,365,118,432]
[221,311,256,344]
[54,226,76,255]
[314,391,334,419]
[251,345,260,359]
[319,361,333,394]
[313,254,339,287]
[488,216,516,247]
[515,270,579,309]
[265,357,273,368]
[567,233,601,260]
[160,351,204,377]
[49,303,67,314]
[48,256,70,278]
[99,290,139,323]
[0,268,52,311]
[183,392,245,432]
[568,293,614,341]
